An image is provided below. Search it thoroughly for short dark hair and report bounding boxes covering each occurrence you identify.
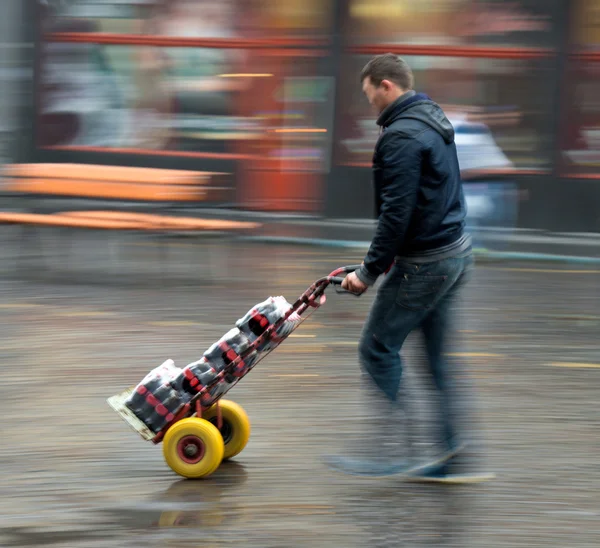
[360,53,414,90]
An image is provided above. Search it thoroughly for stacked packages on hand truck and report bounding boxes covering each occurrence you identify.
[125,296,301,434]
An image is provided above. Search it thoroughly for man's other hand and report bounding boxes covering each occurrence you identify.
[341,272,368,295]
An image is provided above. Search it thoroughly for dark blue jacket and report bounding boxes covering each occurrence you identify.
[357,92,467,285]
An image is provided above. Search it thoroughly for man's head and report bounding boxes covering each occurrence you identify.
[360,54,414,115]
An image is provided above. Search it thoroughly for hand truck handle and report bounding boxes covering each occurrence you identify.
[328,265,365,296]
[340,264,363,274]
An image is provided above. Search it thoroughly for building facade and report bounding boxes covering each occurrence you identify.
[11,0,600,231]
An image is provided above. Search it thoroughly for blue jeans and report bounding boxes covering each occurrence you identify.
[358,249,474,453]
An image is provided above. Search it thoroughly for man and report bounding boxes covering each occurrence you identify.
[328,54,491,482]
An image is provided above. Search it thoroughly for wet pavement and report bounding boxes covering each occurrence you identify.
[0,235,599,547]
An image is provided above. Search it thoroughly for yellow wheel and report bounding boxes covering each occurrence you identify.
[203,400,251,460]
[162,417,224,479]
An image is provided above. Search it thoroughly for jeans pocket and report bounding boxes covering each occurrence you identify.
[395,273,448,311]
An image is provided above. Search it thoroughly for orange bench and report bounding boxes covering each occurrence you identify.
[0,164,260,274]
[59,211,258,232]
[2,163,230,203]
[0,211,151,230]
[0,163,256,230]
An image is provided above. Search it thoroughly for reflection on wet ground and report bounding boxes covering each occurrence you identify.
[0,239,599,547]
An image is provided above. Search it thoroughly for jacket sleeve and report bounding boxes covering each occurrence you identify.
[356,132,422,286]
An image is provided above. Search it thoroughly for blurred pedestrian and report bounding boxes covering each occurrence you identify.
[326,54,491,482]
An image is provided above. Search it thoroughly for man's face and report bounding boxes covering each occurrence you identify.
[362,76,392,116]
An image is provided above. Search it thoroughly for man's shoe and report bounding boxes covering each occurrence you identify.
[405,455,495,484]
[323,446,463,478]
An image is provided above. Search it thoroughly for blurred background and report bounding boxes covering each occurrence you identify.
[0,2,599,548]
[1,0,599,232]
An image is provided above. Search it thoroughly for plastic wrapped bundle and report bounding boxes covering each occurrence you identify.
[202,327,258,378]
[174,358,237,407]
[123,296,303,431]
[173,360,235,406]
[236,296,301,352]
[125,360,191,433]
[172,358,218,396]
[172,358,222,404]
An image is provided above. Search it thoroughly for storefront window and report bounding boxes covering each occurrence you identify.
[571,0,600,49]
[561,61,600,176]
[40,0,333,39]
[37,42,263,152]
[561,1,600,176]
[37,0,336,155]
[345,0,559,48]
[37,42,334,166]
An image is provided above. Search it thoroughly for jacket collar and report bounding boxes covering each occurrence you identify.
[376,90,430,127]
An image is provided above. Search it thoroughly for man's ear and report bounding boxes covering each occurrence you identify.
[379,79,390,92]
